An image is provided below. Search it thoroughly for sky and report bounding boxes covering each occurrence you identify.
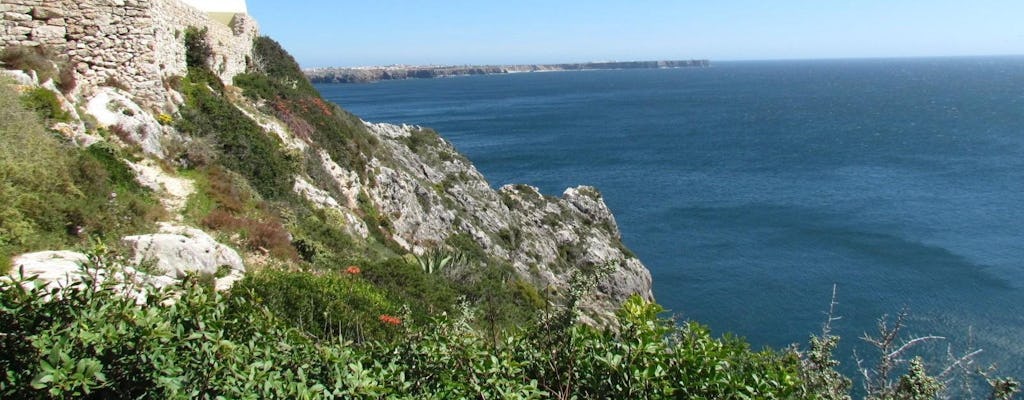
[245,1,1024,68]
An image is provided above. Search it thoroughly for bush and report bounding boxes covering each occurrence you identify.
[359,257,459,319]
[2,257,1018,399]
[230,268,401,342]
[0,45,75,92]
[175,69,296,200]
[183,26,212,69]
[19,87,70,122]
[235,36,381,176]
[0,82,159,270]
[201,209,298,262]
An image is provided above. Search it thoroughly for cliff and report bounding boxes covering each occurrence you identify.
[306,59,711,84]
[0,0,652,323]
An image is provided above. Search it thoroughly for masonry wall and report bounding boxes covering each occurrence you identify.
[0,0,257,109]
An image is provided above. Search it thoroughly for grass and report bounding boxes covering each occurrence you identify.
[0,81,161,272]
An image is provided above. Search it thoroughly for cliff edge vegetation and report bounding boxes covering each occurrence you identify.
[0,3,1019,398]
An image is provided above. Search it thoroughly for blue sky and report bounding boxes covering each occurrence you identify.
[246,1,1024,68]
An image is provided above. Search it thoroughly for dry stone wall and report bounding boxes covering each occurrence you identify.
[0,0,257,109]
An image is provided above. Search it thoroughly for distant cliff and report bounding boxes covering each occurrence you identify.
[305,59,710,83]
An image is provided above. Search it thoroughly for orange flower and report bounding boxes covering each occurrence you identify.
[345,266,361,275]
[378,314,401,326]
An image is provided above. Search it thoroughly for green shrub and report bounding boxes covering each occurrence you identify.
[235,37,382,176]
[183,26,212,70]
[359,257,459,319]
[19,87,69,122]
[0,82,159,269]
[1,258,1018,399]
[402,127,442,154]
[175,69,295,200]
[230,268,401,342]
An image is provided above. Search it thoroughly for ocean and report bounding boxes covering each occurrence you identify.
[316,57,1024,376]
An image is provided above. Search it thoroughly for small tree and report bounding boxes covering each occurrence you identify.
[184,27,212,70]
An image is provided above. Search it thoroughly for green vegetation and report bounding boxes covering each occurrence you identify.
[8,255,1011,398]
[175,67,296,200]
[0,254,797,399]
[231,267,401,342]
[183,27,212,70]
[20,87,70,122]
[1,29,1019,398]
[0,81,161,273]
[234,37,381,176]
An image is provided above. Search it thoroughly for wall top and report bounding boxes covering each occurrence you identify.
[178,0,248,14]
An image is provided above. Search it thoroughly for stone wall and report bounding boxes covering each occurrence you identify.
[0,0,257,109]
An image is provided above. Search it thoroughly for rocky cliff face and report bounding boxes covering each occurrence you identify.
[1,0,654,323]
[339,123,654,323]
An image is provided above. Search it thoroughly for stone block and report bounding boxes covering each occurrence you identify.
[9,26,31,36]
[4,11,32,21]
[30,24,66,42]
[0,5,31,14]
[31,7,63,19]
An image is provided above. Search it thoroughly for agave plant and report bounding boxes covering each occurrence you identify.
[414,250,467,274]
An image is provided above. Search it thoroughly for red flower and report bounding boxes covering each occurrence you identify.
[378,314,401,326]
[345,266,361,275]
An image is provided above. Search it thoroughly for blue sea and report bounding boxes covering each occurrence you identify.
[316,57,1024,376]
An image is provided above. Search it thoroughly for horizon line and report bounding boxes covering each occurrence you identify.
[302,53,1024,70]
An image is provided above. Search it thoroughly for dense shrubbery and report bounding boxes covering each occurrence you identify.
[0,254,817,399]
[4,258,1017,398]
[231,268,402,342]
[19,87,70,122]
[175,67,297,200]
[234,36,381,176]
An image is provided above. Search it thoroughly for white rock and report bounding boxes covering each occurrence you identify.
[8,251,90,289]
[122,223,245,280]
[0,69,35,85]
[85,88,166,157]
[6,250,179,304]
[294,175,340,209]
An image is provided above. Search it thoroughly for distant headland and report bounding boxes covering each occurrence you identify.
[304,59,711,84]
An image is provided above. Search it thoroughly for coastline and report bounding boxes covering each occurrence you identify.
[304,59,710,83]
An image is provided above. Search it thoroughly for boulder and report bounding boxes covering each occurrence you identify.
[8,251,91,289]
[6,250,178,303]
[122,223,245,289]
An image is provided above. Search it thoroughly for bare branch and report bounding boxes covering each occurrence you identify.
[887,335,945,359]
[939,349,982,379]
[822,284,842,336]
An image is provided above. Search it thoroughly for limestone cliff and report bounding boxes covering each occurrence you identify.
[1,0,653,322]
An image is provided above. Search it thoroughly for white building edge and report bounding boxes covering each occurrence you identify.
[178,0,248,14]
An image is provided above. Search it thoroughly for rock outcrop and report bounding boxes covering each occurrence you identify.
[302,122,654,323]
[122,223,245,291]
[8,251,177,303]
